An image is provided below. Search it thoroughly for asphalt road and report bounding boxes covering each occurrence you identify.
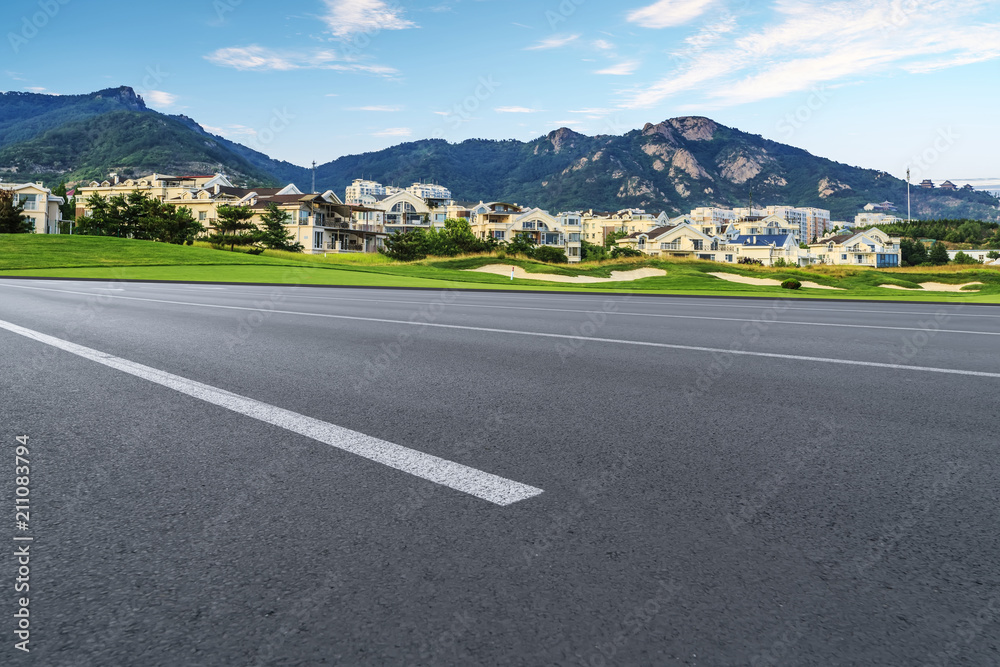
[1,278,998,666]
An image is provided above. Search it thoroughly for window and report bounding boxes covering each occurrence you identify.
[314,231,324,249]
[569,233,580,242]
[841,254,848,261]
[299,210,309,224]
[693,240,703,251]
[725,254,733,262]
[492,231,505,240]
[522,221,536,230]
[199,211,207,221]
[568,247,579,257]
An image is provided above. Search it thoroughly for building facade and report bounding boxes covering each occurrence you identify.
[8,182,65,234]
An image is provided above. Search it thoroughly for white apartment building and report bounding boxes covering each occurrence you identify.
[406,182,451,201]
[345,179,451,205]
[690,207,737,232]
[854,212,901,227]
[344,179,391,205]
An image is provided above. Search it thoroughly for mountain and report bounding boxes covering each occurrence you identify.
[1,88,996,221]
[0,87,307,187]
[0,86,146,150]
[310,118,999,221]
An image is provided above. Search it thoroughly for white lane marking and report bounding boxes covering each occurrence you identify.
[0,319,542,507]
[2,285,999,379]
[2,283,996,338]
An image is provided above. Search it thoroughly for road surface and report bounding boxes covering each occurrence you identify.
[0,278,997,666]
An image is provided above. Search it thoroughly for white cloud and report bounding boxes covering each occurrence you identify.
[495,106,540,113]
[372,127,412,137]
[323,0,417,38]
[525,34,579,50]
[594,39,615,50]
[627,0,716,29]
[350,105,403,111]
[146,90,178,107]
[204,45,397,76]
[27,86,46,92]
[623,0,1000,109]
[595,61,639,75]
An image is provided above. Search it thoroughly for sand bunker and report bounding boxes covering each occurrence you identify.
[708,272,845,290]
[879,282,983,292]
[467,265,666,283]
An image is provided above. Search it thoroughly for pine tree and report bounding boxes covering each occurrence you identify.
[210,205,257,252]
[928,240,949,265]
[258,203,302,252]
[0,189,33,234]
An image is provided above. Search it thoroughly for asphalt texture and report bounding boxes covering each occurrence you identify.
[0,278,998,666]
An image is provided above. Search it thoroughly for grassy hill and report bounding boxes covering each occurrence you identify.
[1,236,997,303]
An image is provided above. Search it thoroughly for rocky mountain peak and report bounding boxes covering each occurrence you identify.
[92,86,146,111]
[667,116,718,141]
[547,127,582,153]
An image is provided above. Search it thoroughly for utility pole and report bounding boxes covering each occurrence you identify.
[906,168,911,224]
[312,161,317,194]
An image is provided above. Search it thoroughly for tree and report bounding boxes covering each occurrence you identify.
[533,246,569,263]
[258,203,302,252]
[604,230,628,249]
[952,251,979,265]
[987,251,1000,260]
[52,183,77,221]
[610,246,643,259]
[0,189,32,234]
[505,232,537,257]
[75,192,203,243]
[908,239,929,265]
[380,229,428,261]
[581,239,607,262]
[928,240,949,265]
[210,205,257,251]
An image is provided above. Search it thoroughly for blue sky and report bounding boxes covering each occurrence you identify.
[5,0,1000,184]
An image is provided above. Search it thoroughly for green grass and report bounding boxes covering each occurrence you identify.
[2,235,999,303]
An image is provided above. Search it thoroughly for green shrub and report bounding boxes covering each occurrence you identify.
[610,246,643,259]
[781,279,801,290]
[533,246,569,263]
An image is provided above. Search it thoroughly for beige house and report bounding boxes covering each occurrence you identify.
[809,228,901,267]
[618,220,719,259]
[7,182,65,234]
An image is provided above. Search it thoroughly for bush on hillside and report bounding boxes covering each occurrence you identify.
[781,279,802,290]
[533,246,569,263]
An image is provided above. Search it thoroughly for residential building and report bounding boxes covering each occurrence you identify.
[690,207,737,233]
[6,182,65,234]
[946,249,996,263]
[864,201,897,212]
[377,190,439,233]
[854,212,900,227]
[344,179,451,206]
[809,228,901,267]
[75,172,385,254]
[344,179,395,205]
[75,173,235,214]
[617,221,717,260]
